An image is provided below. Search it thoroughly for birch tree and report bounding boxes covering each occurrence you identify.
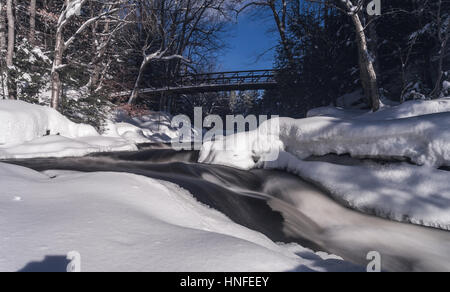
[86,3,130,93]
[0,0,7,99]
[339,0,380,111]
[29,0,36,46]
[50,0,120,110]
[5,0,12,68]
[4,0,14,99]
[431,0,449,98]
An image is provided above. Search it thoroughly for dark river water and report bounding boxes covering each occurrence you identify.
[5,145,450,272]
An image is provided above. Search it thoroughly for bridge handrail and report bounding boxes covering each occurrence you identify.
[177,69,278,78]
[177,75,276,82]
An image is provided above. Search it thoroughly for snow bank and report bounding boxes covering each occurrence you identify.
[0,101,198,158]
[308,98,450,120]
[0,101,139,159]
[105,110,189,144]
[0,100,98,146]
[199,99,450,230]
[201,99,450,169]
[0,135,137,159]
[0,162,356,272]
[262,152,450,231]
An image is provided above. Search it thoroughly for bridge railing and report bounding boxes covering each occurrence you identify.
[111,69,279,97]
[175,69,278,87]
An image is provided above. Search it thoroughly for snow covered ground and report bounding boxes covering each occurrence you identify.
[0,162,357,272]
[201,99,450,169]
[0,100,182,159]
[2,98,450,270]
[104,109,190,144]
[263,153,450,231]
[199,98,450,231]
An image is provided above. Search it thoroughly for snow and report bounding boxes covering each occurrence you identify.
[308,98,450,120]
[262,152,450,231]
[201,98,450,169]
[0,162,356,272]
[65,0,83,19]
[335,90,368,109]
[0,135,137,159]
[307,106,366,119]
[0,100,137,159]
[0,101,195,159]
[0,100,98,146]
[199,98,450,230]
[105,110,197,144]
[444,81,450,92]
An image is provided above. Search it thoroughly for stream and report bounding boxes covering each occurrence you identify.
[5,145,450,272]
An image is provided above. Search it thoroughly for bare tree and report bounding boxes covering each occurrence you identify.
[127,0,227,105]
[431,0,449,99]
[338,0,380,111]
[5,0,14,99]
[0,0,7,99]
[237,0,380,110]
[50,0,120,110]
[86,1,133,94]
[29,0,36,46]
[5,0,12,68]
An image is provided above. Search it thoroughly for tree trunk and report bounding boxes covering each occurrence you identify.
[129,60,148,104]
[51,31,64,110]
[6,0,13,67]
[351,13,380,111]
[431,33,448,99]
[367,14,380,76]
[6,0,14,99]
[0,0,8,99]
[431,0,449,99]
[0,2,4,49]
[29,0,36,46]
[89,18,110,92]
[269,0,294,64]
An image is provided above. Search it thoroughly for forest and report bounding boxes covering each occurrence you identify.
[0,0,449,126]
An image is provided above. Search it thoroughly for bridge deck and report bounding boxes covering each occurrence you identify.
[112,69,278,97]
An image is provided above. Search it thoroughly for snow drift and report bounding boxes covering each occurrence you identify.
[308,98,450,120]
[200,98,450,169]
[263,152,450,231]
[0,162,355,272]
[0,100,98,146]
[104,111,184,144]
[0,101,191,159]
[199,98,450,230]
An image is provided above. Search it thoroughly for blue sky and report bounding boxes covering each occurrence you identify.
[218,13,278,71]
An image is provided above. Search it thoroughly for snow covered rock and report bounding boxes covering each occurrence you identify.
[0,100,98,146]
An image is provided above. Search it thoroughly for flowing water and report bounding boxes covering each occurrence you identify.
[5,146,450,272]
